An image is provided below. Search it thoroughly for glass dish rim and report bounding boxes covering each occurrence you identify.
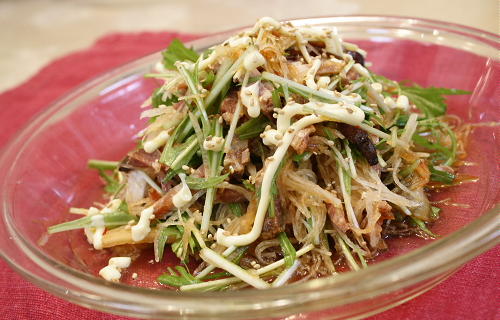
[0,15,499,318]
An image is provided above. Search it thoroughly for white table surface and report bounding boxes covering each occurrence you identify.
[0,0,497,91]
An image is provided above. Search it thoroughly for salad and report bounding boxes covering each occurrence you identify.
[48,17,472,290]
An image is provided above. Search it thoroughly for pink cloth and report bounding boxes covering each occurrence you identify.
[0,32,498,320]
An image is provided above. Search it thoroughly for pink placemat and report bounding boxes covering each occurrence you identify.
[0,31,498,320]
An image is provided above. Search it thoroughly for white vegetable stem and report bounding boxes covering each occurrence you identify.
[271,259,301,287]
[223,72,248,153]
[181,244,314,291]
[205,49,249,107]
[261,72,362,106]
[195,245,236,279]
[200,247,270,289]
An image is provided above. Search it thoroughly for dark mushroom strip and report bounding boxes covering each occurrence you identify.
[337,123,378,165]
[346,50,365,66]
[119,149,164,174]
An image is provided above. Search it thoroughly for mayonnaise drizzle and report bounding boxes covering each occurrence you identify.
[131,206,154,242]
[203,136,225,151]
[243,49,265,71]
[84,199,123,250]
[217,100,364,247]
[144,130,170,153]
[304,58,322,90]
[172,173,193,208]
[99,256,131,282]
[228,36,251,48]
[251,17,281,34]
[92,227,105,250]
[240,81,261,118]
[90,214,105,228]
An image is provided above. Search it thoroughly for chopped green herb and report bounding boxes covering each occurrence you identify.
[271,87,282,109]
[292,151,312,163]
[156,226,181,261]
[322,127,336,141]
[410,216,438,238]
[48,211,136,234]
[87,159,118,171]
[162,39,199,70]
[202,70,215,88]
[185,174,229,189]
[235,114,271,139]
[430,206,441,220]
[151,88,179,108]
[157,266,201,287]
[278,232,296,268]
[228,246,249,265]
[202,271,232,280]
[242,179,256,192]
[394,114,410,128]
[399,160,421,178]
[161,135,199,168]
[97,169,122,194]
[400,84,470,118]
[268,157,286,218]
[228,203,244,216]
[429,166,455,184]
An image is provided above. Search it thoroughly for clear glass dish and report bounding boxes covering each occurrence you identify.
[0,16,498,320]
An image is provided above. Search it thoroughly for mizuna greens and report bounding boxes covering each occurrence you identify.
[49,17,472,289]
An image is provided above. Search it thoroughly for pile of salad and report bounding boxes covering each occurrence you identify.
[49,17,472,291]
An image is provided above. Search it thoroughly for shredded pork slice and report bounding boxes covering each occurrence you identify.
[317,59,345,76]
[287,61,309,83]
[120,149,164,174]
[216,188,247,203]
[327,203,350,233]
[152,184,181,217]
[259,82,275,117]
[223,137,250,175]
[291,125,316,155]
[368,200,394,248]
[220,91,238,124]
[261,196,285,240]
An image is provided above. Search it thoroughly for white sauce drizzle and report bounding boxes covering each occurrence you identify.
[251,17,281,34]
[90,214,105,228]
[317,76,330,89]
[92,227,105,250]
[172,173,193,208]
[197,50,219,71]
[84,201,121,250]
[240,81,261,118]
[243,49,266,71]
[304,58,322,90]
[143,130,170,153]
[228,36,252,48]
[99,256,131,282]
[384,94,410,111]
[352,63,370,78]
[217,100,364,247]
[203,136,225,151]
[131,206,154,242]
[371,82,383,93]
[396,95,410,111]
